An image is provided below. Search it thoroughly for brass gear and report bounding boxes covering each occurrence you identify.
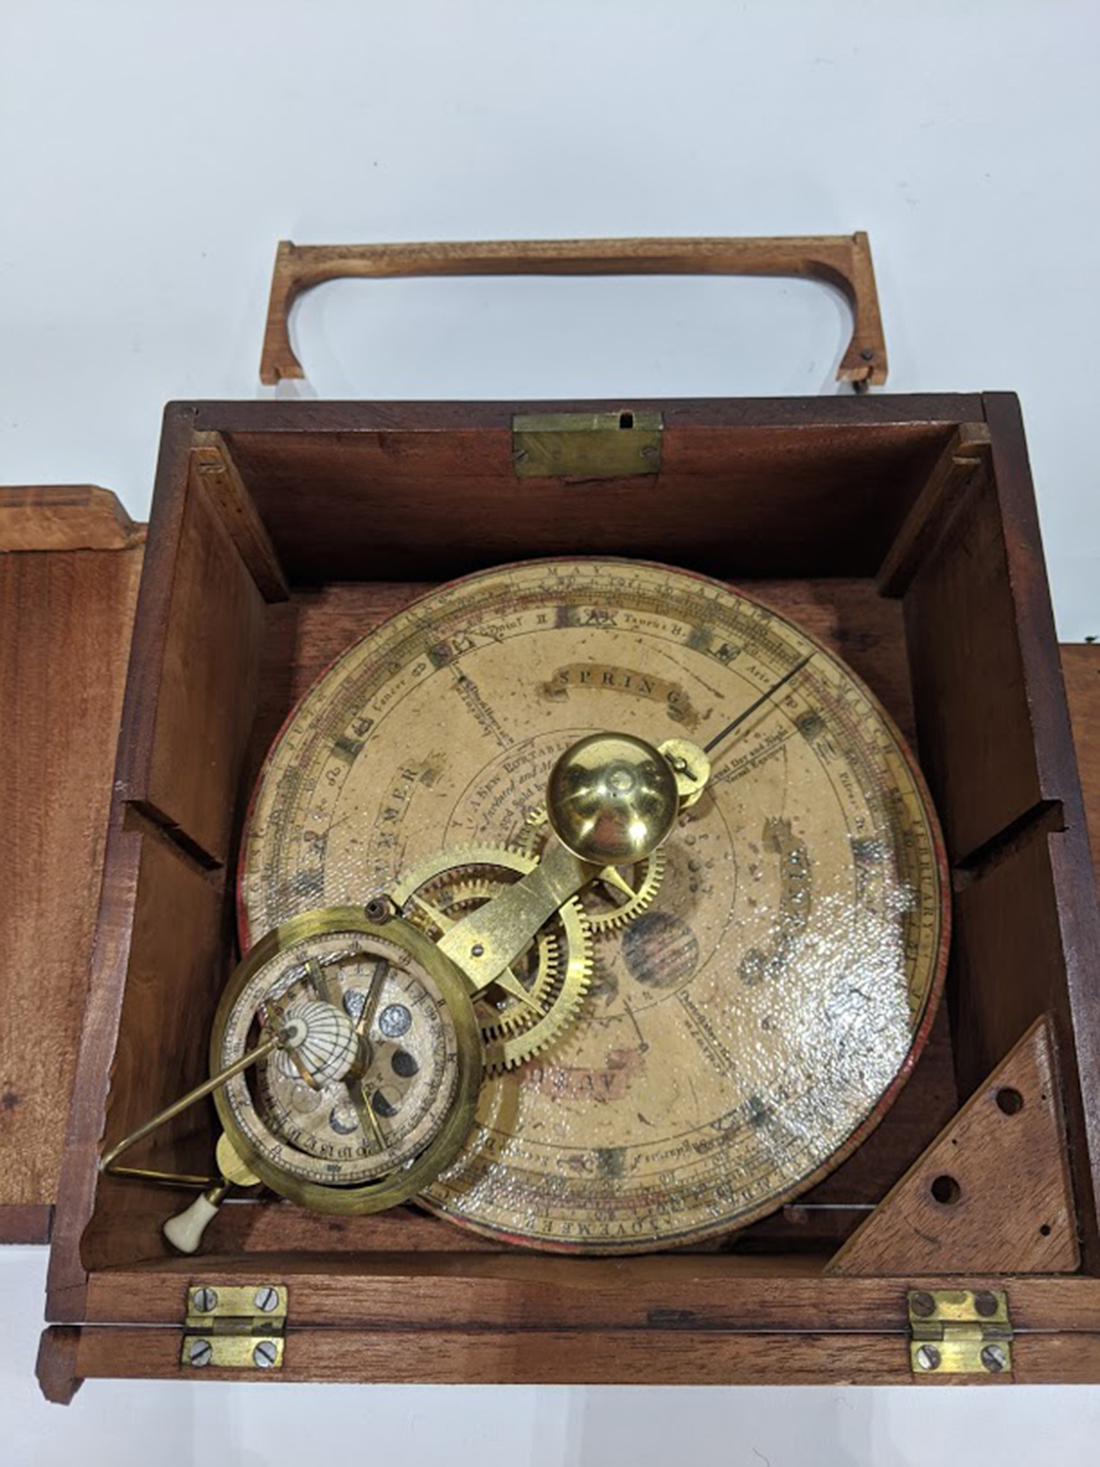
[418,876,562,1035]
[520,807,667,933]
[388,844,594,1072]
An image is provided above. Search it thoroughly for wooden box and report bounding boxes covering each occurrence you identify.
[6,392,1100,1396]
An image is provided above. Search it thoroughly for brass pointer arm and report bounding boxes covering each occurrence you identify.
[436,841,598,989]
[433,730,714,993]
[308,956,389,1151]
[350,960,389,1146]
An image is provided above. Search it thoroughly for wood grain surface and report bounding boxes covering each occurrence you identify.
[0,492,143,1242]
[141,470,265,866]
[259,234,888,388]
[901,458,1045,863]
[188,433,289,602]
[47,407,211,1309]
[78,1259,1100,1332]
[0,485,144,553]
[828,1015,1078,1275]
[979,397,1100,1260]
[223,414,958,585]
[1062,642,1100,898]
[36,1326,82,1405]
[50,1323,1100,1389]
[876,423,991,597]
[78,832,228,1273]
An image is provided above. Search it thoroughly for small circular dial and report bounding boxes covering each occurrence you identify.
[212,910,482,1213]
[239,560,949,1249]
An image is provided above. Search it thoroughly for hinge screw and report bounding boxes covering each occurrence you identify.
[973,1291,999,1317]
[254,1286,280,1313]
[910,1291,936,1318]
[253,1340,279,1369]
[640,444,659,459]
[188,1338,213,1368]
[191,1287,218,1313]
[513,449,528,463]
[981,1344,1008,1373]
[915,1344,941,1371]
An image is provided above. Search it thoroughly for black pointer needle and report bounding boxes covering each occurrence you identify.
[703,654,814,755]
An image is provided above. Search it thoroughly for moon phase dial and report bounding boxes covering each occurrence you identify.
[239,559,949,1251]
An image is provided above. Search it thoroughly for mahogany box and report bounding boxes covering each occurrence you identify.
[3,391,1099,1397]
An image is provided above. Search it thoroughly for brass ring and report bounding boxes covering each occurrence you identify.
[211,906,483,1215]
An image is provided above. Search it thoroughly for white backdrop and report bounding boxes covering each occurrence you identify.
[2,2,1099,1462]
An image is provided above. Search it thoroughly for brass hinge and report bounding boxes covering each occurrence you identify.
[908,1289,1013,1377]
[512,410,663,479]
[181,1284,287,1370]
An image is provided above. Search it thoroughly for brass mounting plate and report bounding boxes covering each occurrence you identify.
[181,1283,287,1371]
[908,1289,1013,1377]
[512,410,663,479]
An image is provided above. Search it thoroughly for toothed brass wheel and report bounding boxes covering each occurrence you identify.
[389,845,594,1072]
[410,875,562,1039]
[520,806,667,933]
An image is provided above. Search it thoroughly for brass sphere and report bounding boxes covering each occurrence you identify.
[546,733,680,866]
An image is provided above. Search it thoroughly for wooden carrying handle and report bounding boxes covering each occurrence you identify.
[260,233,888,389]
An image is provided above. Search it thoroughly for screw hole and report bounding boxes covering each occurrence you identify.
[931,1174,962,1205]
[1040,1223,1052,1236]
[996,1087,1025,1115]
[619,411,634,429]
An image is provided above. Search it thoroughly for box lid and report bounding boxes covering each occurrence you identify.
[0,488,144,1241]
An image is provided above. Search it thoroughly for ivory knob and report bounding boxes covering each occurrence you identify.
[163,1190,224,1255]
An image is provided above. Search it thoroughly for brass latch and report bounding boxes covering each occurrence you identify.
[181,1284,287,1370]
[908,1289,1013,1376]
[512,410,663,479]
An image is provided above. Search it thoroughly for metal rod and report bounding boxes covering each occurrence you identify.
[102,1166,221,1189]
[99,1030,284,1175]
[703,654,814,755]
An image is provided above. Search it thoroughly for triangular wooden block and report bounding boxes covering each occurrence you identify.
[828,1015,1079,1276]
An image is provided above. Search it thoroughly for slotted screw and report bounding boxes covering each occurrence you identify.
[254,1286,280,1314]
[910,1291,936,1318]
[188,1338,213,1368]
[973,1291,999,1318]
[191,1287,218,1313]
[981,1344,1008,1373]
[253,1340,279,1369]
[915,1344,941,1371]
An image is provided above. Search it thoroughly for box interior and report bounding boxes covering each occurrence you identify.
[79,406,1092,1296]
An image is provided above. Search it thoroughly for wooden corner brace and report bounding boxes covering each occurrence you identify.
[828,1015,1079,1276]
[259,233,888,389]
[187,433,289,602]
